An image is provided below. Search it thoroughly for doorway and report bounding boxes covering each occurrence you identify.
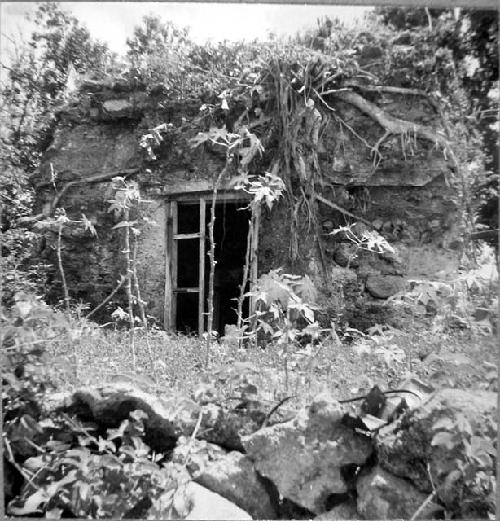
[164,195,253,336]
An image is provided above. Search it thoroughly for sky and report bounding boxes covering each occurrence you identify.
[1,2,371,56]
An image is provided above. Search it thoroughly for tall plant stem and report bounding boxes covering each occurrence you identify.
[283,308,290,393]
[132,236,147,328]
[236,217,253,348]
[132,236,157,380]
[57,222,70,312]
[123,207,136,368]
[206,169,226,366]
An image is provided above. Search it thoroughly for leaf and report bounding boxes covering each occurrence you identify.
[432,417,455,431]
[112,220,137,229]
[107,420,130,441]
[257,320,274,335]
[9,489,50,515]
[455,413,472,437]
[9,472,77,516]
[296,275,317,304]
[24,455,46,473]
[303,306,315,323]
[432,431,455,450]
[443,469,462,493]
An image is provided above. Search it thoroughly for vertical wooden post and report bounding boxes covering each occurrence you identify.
[198,198,206,336]
[171,201,178,330]
[163,201,173,330]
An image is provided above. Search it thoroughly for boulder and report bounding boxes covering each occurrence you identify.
[365,274,405,298]
[199,403,265,451]
[69,385,269,455]
[376,388,497,517]
[102,98,132,115]
[175,482,252,520]
[70,385,179,452]
[174,440,278,519]
[357,466,441,519]
[242,393,373,514]
[175,401,267,452]
[100,93,149,120]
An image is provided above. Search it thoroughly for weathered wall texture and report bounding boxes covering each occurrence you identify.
[33,77,460,329]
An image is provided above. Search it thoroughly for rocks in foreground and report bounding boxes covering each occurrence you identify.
[357,466,441,519]
[376,388,497,518]
[242,393,373,514]
[173,440,278,519]
[40,383,496,520]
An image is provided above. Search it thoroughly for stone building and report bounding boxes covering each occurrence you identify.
[33,75,461,334]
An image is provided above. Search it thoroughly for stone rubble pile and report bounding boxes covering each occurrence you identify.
[40,381,497,519]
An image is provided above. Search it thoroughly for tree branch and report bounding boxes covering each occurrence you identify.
[343,84,441,112]
[323,90,449,148]
[86,274,126,319]
[314,193,374,229]
[37,168,140,214]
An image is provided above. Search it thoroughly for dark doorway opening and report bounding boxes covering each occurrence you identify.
[173,199,250,335]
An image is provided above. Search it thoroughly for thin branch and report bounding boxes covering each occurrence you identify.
[36,168,139,212]
[314,193,374,228]
[261,396,295,428]
[409,491,437,521]
[371,130,391,167]
[3,436,38,489]
[86,274,126,319]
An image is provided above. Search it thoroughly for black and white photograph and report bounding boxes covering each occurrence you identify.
[1,1,498,519]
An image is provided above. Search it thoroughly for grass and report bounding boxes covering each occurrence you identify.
[45,318,498,415]
[40,243,498,411]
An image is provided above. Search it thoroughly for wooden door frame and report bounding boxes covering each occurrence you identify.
[163,191,253,334]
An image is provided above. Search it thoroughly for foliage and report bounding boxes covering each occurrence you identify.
[1,290,76,510]
[126,8,496,269]
[236,269,320,391]
[431,412,496,518]
[126,14,193,93]
[389,243,498,335]
[1,2,113,307]
[236,172,286,211]
[7,410,188,518]
[376,7,498,240]
[330,222,395,268]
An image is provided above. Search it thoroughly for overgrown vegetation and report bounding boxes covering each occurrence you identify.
[1,3,498,519]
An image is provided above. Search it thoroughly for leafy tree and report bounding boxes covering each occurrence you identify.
[126,14,193,93]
